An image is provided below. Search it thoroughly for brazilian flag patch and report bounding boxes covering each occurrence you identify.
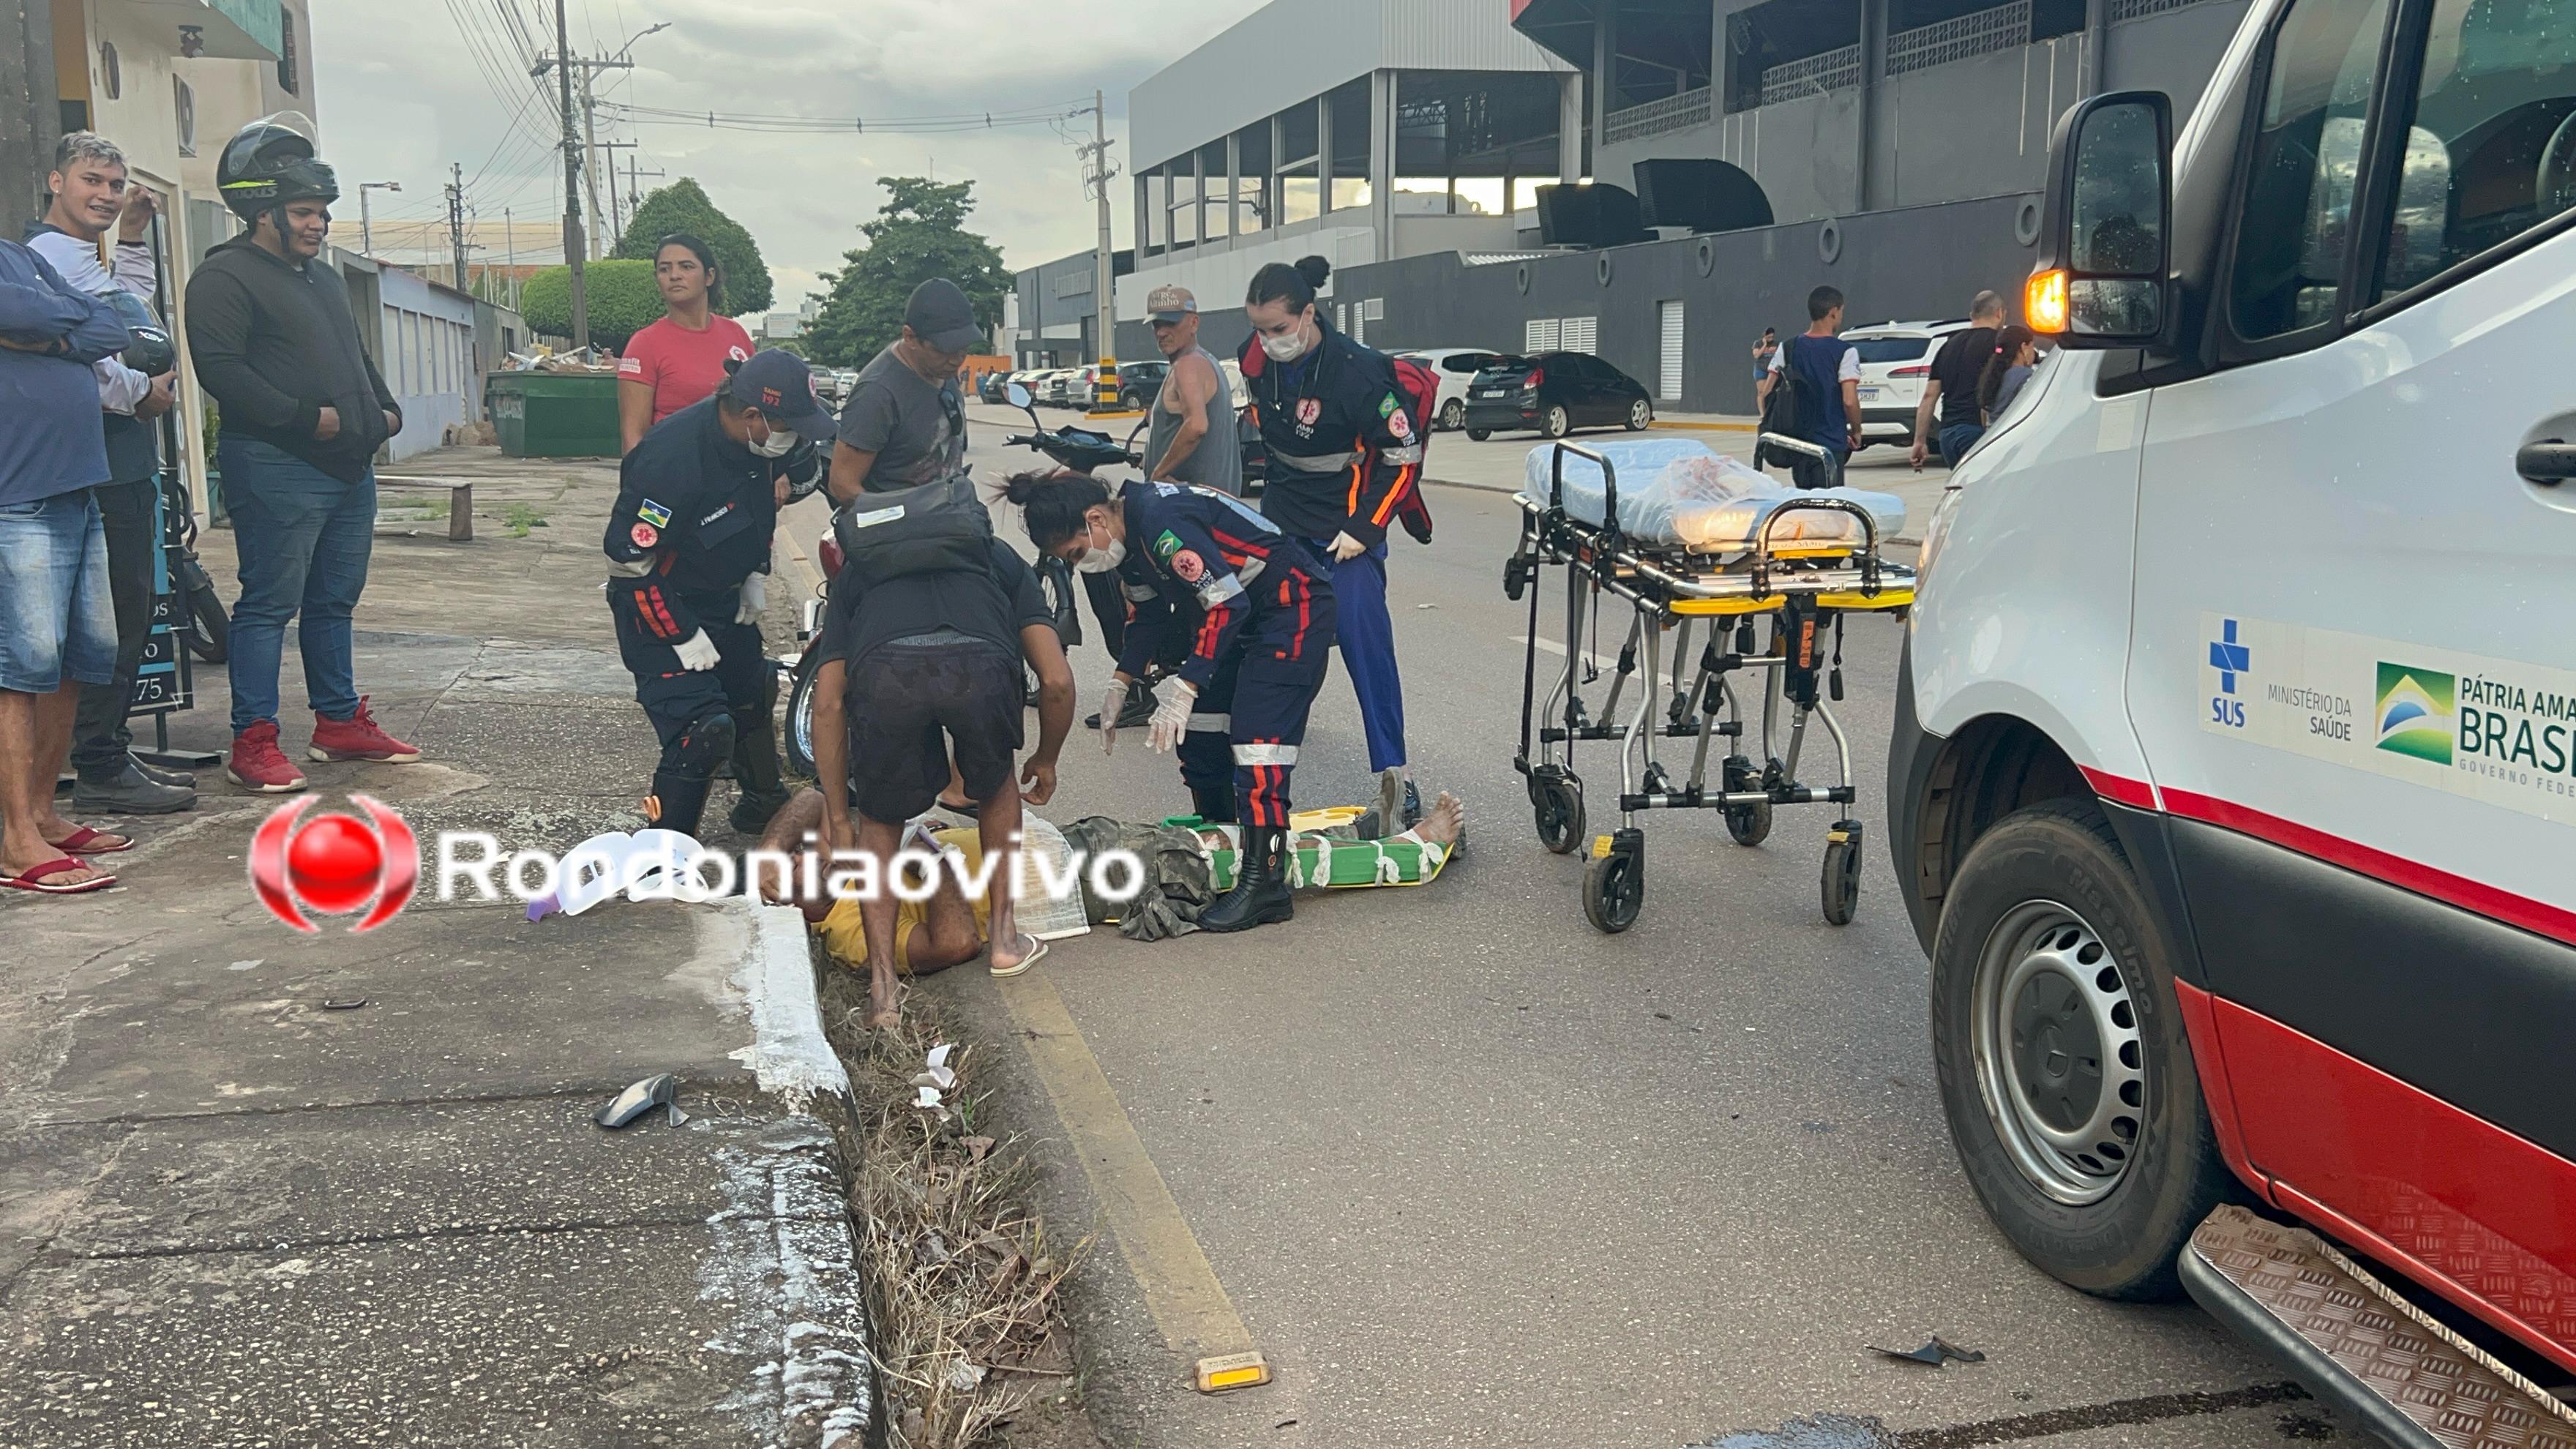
[1154,529,1185,559]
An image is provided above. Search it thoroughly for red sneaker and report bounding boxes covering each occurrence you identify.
[226,722,310,793]
[308,697,422,764]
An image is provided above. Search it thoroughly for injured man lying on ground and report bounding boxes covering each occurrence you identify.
[757,773,1465,979]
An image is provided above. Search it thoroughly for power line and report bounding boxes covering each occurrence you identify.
[596,98,1094,135]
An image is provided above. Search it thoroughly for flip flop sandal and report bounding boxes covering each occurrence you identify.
[46,825,132,855]
[1,857,117,894]
[989,932,1047,979]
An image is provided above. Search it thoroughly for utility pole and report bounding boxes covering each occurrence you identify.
[544,0,586,348]
[1078,90,1119,416]
[446,162,468,290]
[599,139,639,245]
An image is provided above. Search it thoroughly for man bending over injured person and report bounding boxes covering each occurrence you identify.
[757,781,1467,974]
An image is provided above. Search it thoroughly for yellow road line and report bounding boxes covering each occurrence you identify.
[996,970,1258,1361]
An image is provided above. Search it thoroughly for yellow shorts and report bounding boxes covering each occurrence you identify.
[811,828,989,973]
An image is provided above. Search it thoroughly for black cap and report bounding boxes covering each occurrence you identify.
[730,350,835,435]
[905,278,984,354]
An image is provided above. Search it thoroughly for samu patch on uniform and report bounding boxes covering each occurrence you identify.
[1169,549,1207,583]
[637,499,673,528]
[1153,529,1185,560]
[630,522,660,549]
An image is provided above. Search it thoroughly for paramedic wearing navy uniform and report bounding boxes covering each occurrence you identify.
[1006,468,1335,933]
[1238,255,1421,823]
[604,350,831,840]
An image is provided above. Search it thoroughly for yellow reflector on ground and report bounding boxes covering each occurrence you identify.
[1195,1352,1271,1393]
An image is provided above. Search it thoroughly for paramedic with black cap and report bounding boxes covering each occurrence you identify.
[604,348,831,839]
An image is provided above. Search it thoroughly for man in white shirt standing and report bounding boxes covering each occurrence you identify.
[24,132,194,815]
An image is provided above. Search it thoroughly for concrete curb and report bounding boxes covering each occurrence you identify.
[717,899,879,1448]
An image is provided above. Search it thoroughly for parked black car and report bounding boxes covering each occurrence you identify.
[1115,359,1169,411]
[1461,351,1655,441]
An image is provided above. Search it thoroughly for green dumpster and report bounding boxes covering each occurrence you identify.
[484,371,621,457]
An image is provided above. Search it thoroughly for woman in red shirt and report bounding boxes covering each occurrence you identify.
[617,232,756,453]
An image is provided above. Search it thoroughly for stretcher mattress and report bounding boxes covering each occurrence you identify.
[1521,438,1904,555]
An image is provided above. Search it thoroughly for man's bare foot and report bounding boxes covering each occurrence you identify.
[1407,791,1466,848]
[864,968,903,1030]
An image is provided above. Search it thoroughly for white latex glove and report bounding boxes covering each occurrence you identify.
[673,629,722,672]
[734,573,767,625]
[1328,531,1366,562]
[1099,679,1131,755]
[1147,679,1197,754]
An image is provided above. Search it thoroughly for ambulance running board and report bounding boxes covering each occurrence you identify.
[2183,1204,2576,1449]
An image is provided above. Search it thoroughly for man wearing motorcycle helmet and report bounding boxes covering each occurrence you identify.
[187,113,419,794]
[25,132,194,817]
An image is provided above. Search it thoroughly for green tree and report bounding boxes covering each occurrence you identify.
[613,177,774,316]
[801,178,1011,369]
[520,260,662,351]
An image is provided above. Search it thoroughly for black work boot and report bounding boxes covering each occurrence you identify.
[646,771,715,841]
[726,719,792,835]
[1199,824,1294,933]
[1189,785,1238,825]
[72,759,195,815]
[1086,679,1158,730]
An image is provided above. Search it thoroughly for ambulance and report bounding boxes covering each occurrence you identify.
[1890,0,2576,1437]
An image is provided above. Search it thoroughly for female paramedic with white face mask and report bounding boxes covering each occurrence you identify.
[1006,467,1336,934]
[1238,255,1423,824]
[603,349,830,839]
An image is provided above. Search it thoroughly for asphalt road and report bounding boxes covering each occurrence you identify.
[785,409,2364,1449]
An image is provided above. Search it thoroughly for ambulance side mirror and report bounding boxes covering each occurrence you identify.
[2029,91,2174,348]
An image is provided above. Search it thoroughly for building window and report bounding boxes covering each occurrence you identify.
[279,13,300,94]
[173,78,196,157]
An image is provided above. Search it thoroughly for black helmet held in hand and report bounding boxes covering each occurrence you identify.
[217,111,337,223]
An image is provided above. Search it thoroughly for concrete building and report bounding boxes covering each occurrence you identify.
[1300,0,2249,416]
[1119,0,1585,353]
[1012,245,1134,370]
[1508,0,2248,227]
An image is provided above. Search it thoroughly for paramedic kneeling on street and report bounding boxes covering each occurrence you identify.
[603,349,828,841]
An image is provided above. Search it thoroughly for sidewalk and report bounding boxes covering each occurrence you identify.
[0,449,875,1448]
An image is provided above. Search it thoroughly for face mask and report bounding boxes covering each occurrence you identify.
[1074,521,1126,574]
[1260,326,1310,363]
[749,424,798,459]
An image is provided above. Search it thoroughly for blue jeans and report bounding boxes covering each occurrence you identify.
[219,438,376,733]
[1312,538,1407,774]
[0,490,116,694]
[1937,422,1986,465]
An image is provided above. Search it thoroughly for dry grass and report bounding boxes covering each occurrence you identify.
[827,993,1096,1448]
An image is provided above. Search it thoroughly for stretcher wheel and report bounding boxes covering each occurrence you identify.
[1726,801,1772,847]
[1821,826,1862,926]
[1533,775,1586,855]
[1583,845,1644,934]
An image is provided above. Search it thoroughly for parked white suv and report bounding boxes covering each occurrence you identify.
[1896,0,2576,1433]
[1396,348,1508,431]
[1841,319,1971,449]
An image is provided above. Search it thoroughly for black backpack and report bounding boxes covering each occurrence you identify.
[830,472,993,584]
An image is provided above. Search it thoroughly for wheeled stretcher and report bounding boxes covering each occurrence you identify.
[1504,436,1916,932]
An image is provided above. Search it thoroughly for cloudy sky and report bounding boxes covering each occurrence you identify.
[310,0,1261,312]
